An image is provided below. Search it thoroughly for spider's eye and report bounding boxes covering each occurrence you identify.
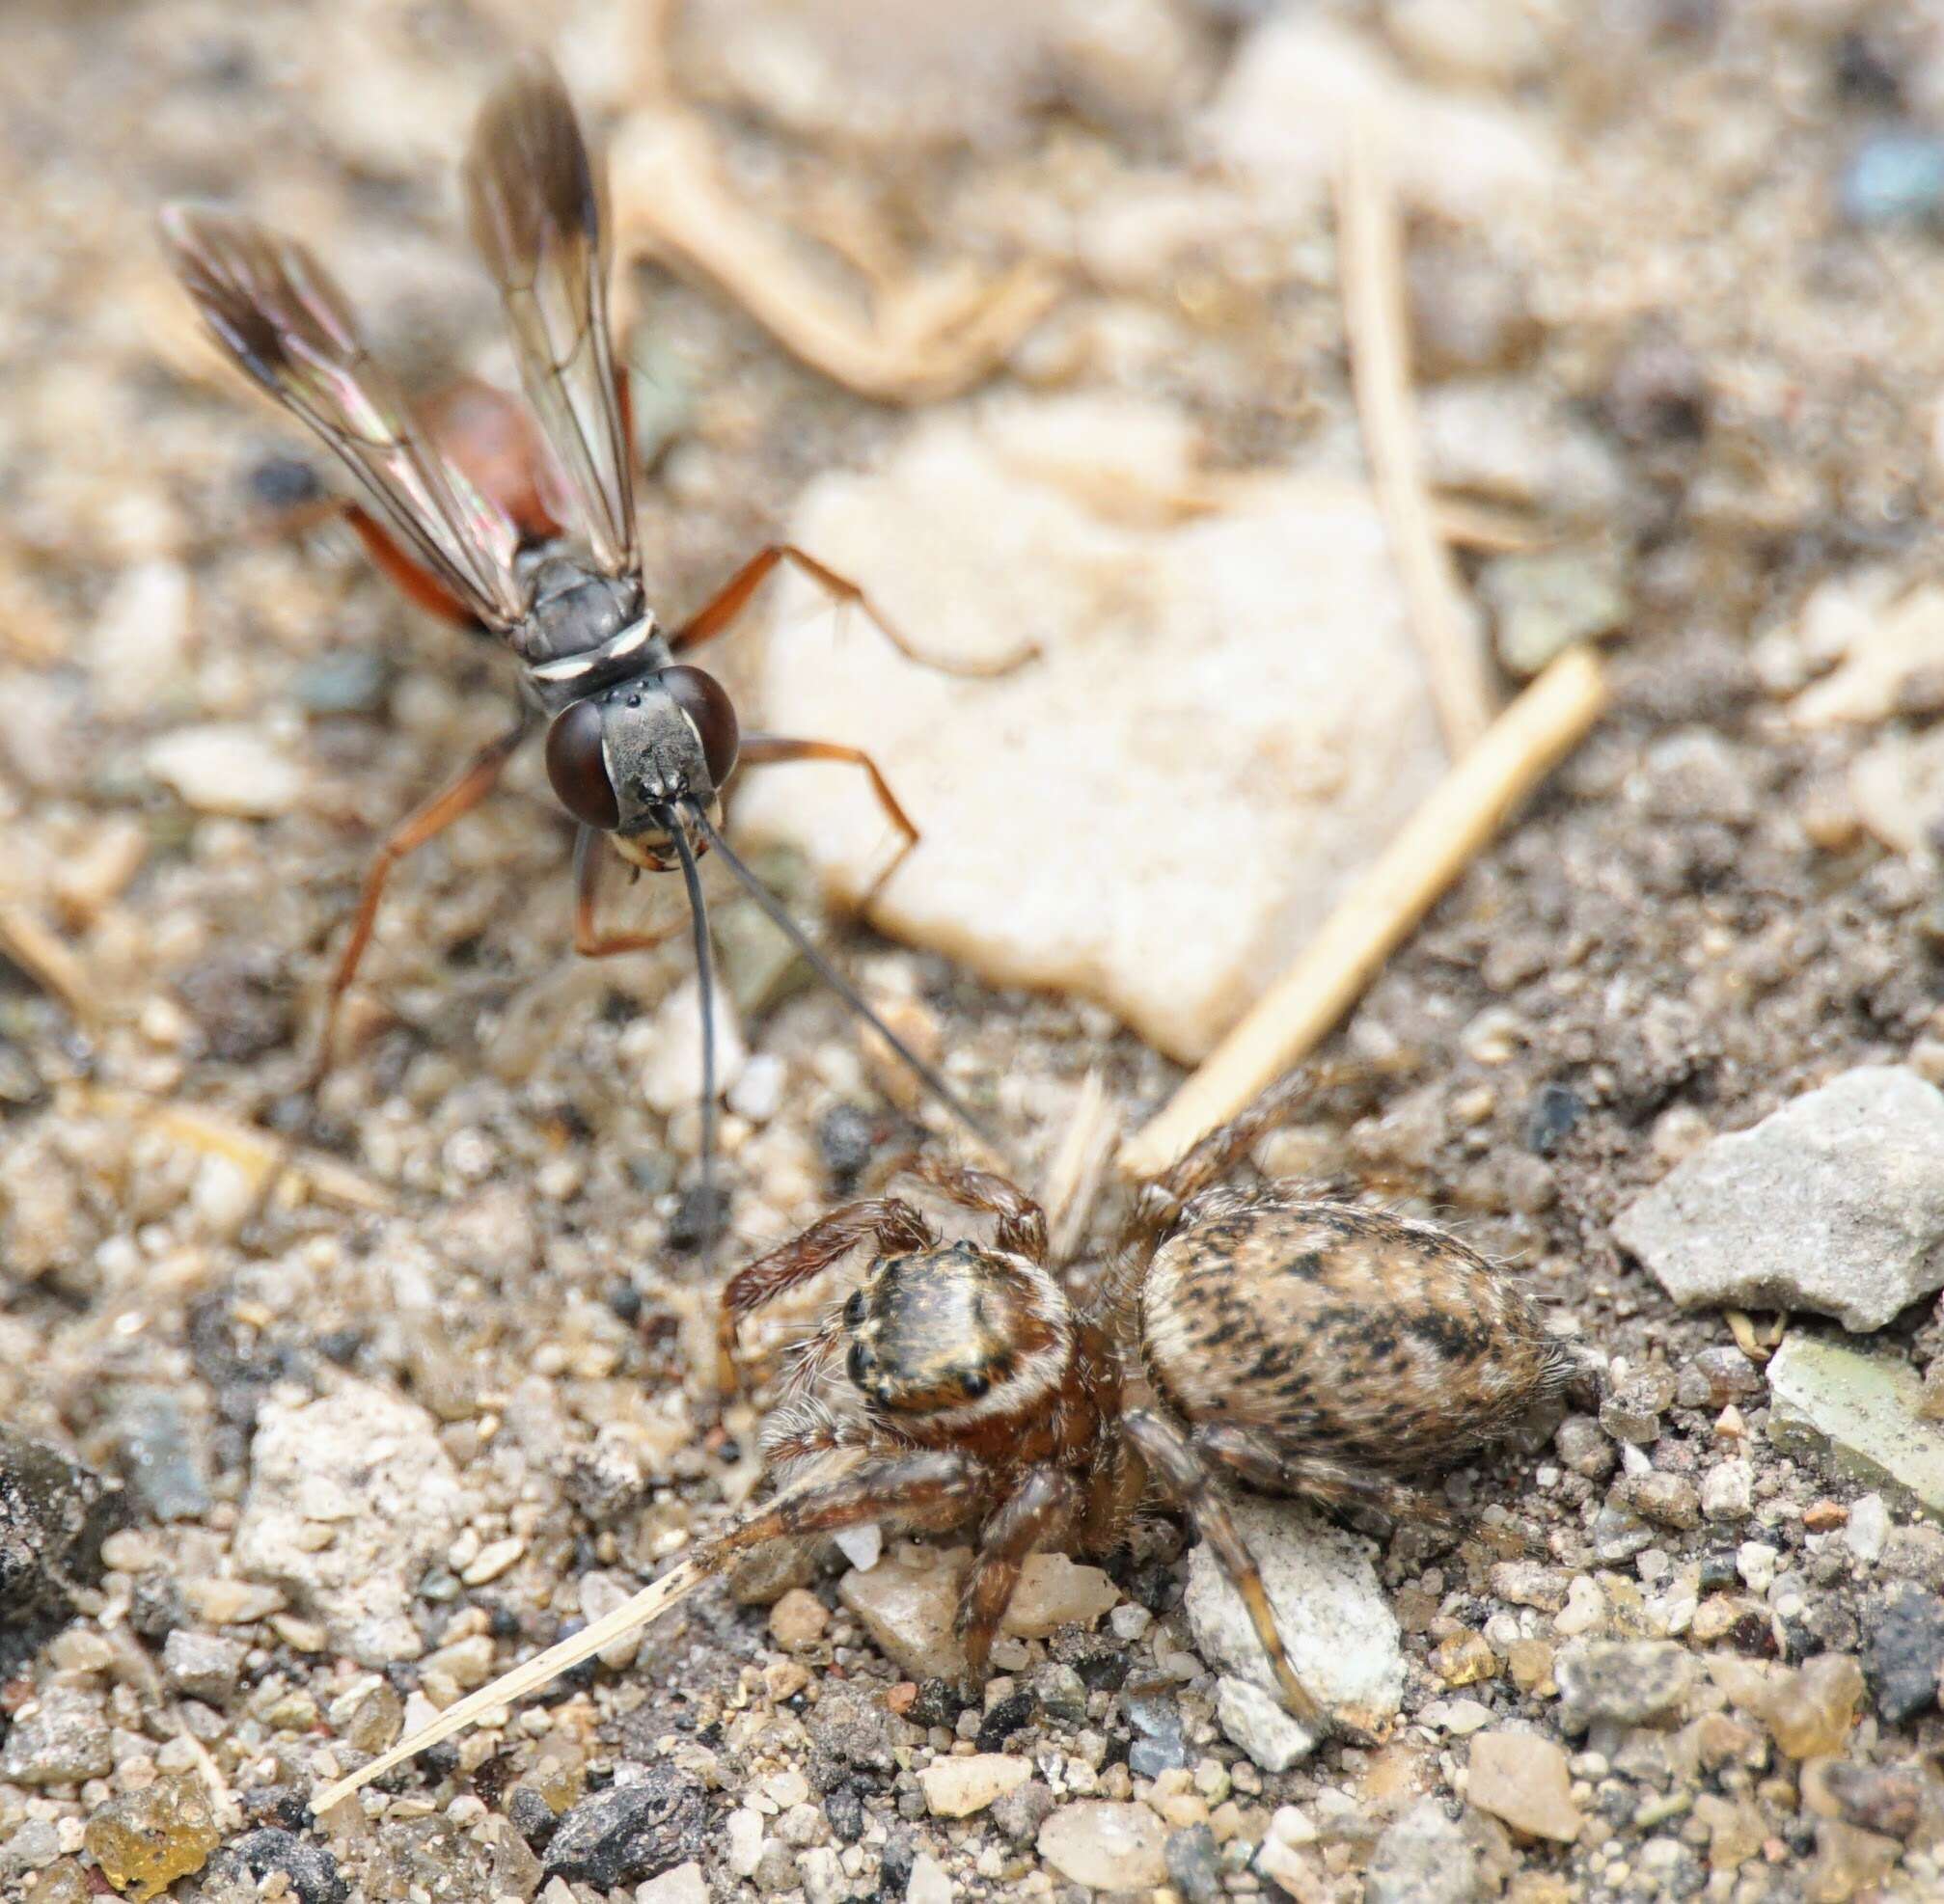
[544,698,620,830]
[961,1370,990,1400]
[847,1341,871,1389]
[843,1289,868,1328]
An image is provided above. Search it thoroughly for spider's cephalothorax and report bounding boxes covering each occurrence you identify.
[712,1069,1585,1733]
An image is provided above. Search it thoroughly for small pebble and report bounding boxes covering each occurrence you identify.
[1465,1730,1581,1843]
[1036,1801,1168,1890]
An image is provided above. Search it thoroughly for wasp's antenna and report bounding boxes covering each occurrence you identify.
[686,803,1003,1160]
[661,804,723,1270]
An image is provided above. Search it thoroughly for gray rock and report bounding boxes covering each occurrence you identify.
[1591,1504,1654,1564]
[1183,1498,1403,1768]
[1555,1415,1616,1480]
[1364,1799,1476,1904]
[1555,1641,1697,1732]
[163,1629,247,1704]
[0,1683,113,1785]
[218,1829,349,1904]
[1614,1067,1944,1332]
[1766,1332,1944,1519]
[1677,1346,1764,1409]
[1165,1822,1223,1904]
[109,1386,211,1522]
[542,1768,709,1889]
[1601,1369,1676,1445]
[233,1380,465,1666]
[1481,546,1629,679]
[1861,1585,1944,1725]
[807,1681,898,1792]
[0,1425,116,1629]
[1619,1472,1702,1531]
[989,1778,1055,1845]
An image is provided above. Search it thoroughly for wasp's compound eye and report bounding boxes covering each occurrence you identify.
[544,698,620,830]
[662,666,740,792]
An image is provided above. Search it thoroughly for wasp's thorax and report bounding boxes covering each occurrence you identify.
[840,1241,1072,1430]
[516,551,647,675]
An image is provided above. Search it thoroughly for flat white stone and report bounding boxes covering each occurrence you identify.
[145,723,304,818]
[1203,15,1553,222]
[1185,1496,1404,1766]
[732,399,1445,1063]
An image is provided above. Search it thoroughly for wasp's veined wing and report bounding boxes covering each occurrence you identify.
[160,204,528,631]
[464,57,637,584]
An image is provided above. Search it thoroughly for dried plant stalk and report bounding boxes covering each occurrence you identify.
[314,1558,706,1813]
[611,115,1059,405]
[1120,647,1607,1182]
[1338,127,1498,755]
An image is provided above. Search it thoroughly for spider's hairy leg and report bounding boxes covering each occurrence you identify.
[694,1450,980,1573]
[955,1467,1078,1686]
[1121,1408,1333,1736]
[717,1196,936,1391]
[890,1154,1050,1264]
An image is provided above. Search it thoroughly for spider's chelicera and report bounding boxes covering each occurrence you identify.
[714,1070,1586,1734]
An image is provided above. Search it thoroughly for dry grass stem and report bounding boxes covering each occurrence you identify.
[1120,646,1607,1181]
[610,113,1059,404]
[1042,1068,1118,1266]
[82,1088,392,1213]
[1338,127,1498,754]
[314,1558,709,1811]
[0,904,97,1024]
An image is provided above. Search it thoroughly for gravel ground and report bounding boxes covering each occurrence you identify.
[10,2,1944,1901]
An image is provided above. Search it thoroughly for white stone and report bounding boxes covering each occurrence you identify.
[834,1523,883,1572]
[1789,576,1944,729]
[999,1554,1118,1635]
[1552,1574,1606,1638]
[1702,1459,1754,1524]
[637,973,748,1116]
[727,1052,786,1123]
[726,1807,765,1879]
[1738,1542,1780,1598]
[732,399,1445,1063]
[1383,0,1551,85]
[1184,1497,1404,1766]
[1216,1676,1312,1774]
[1846,1494,1890,1564]
[637,1862,709,1904]
[90,561,194,721]
[1203,15,1552,223]
[907,1851,955,1904]
[1036,1801,1168,1890]
[233,1380,465,1665]
[919,1753,1031,1818]
[1614,1067,1944,1332]
[145,723,304,817]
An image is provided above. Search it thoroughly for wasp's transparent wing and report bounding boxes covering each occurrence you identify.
[465,58,637,581]
[160,204,527,630]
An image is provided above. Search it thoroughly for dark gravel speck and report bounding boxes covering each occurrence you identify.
[1862,1585,1944,1724]
[221,1829,349,1904]
[542,1767,708,1888]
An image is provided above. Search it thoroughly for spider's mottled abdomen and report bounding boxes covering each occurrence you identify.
[1138,1191,1578,1474]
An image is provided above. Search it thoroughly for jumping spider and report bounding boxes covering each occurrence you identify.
[714,1068,1582,1736]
